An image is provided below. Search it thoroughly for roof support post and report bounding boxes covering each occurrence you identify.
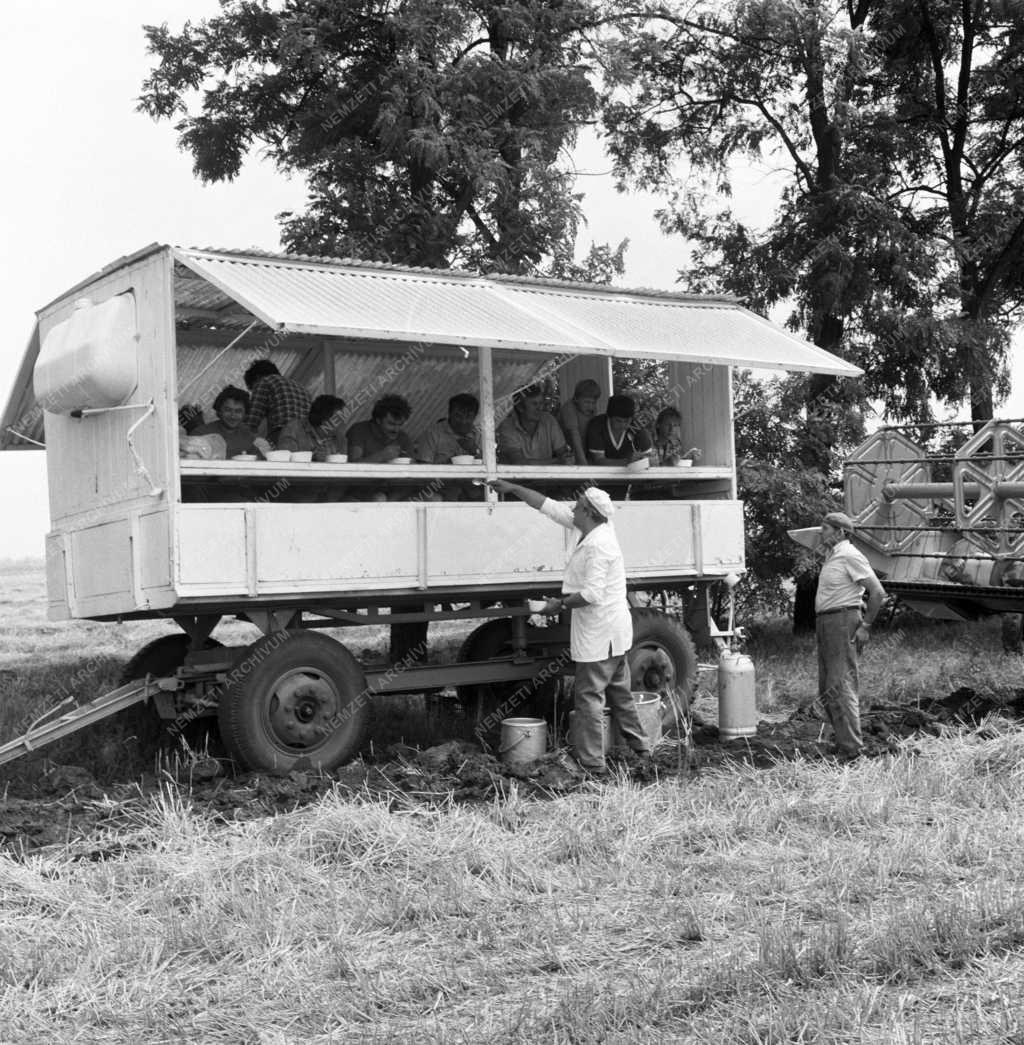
[478,345,497,503]
[321,341,336,396]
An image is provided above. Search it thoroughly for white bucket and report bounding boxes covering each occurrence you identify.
[613,691,663,751]
[499,717,547,765]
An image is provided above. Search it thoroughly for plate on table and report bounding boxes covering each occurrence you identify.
[326,453,348,463]
[675,459,693,468]
[451,454,475,465]
[291,451,313,462]
[231,454,258,462]
[265,450,292,463]
[626,457,650,473]
[391,457,413,464]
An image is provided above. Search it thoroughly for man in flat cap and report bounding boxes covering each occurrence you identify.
[489,479,651,775]
[815,511,886,761]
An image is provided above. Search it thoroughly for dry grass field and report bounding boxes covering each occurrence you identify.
[2,560,1024,1043]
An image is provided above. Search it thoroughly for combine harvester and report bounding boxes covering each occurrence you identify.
[794,420,1024,631]
[0,244,859,772]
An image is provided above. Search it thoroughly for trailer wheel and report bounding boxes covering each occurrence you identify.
[120,634,222,684]
[217,631,370,773]
[456,619,563,746]
[629,609,698,735]
[111,634,225,764]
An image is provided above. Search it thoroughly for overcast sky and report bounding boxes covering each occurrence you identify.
[2,0,1022,562]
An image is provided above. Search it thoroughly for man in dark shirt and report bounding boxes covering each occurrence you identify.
[585,393,652,464]
[346,394,415,462]
[243,359,313,445]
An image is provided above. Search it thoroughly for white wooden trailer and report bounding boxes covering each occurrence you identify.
[1,245,860,772]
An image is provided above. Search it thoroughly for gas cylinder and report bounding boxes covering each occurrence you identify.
[717,650,757,740]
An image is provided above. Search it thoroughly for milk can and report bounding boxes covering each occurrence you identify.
[717,650,757,740]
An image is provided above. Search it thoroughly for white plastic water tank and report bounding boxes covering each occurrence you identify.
[33,294,138,412]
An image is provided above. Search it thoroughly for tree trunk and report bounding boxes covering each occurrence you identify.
[793,574,818,634]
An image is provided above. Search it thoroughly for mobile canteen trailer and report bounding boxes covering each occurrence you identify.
[0,245,860,772]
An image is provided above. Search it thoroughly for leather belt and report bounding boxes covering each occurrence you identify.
[816,606,861,616]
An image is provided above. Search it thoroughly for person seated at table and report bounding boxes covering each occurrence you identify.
[347,394,415,463]
[497,383,573,465]
[650,406,703,466]
[415,393,480,463]
[277,394,347,460]
[193,386,259,458]
[558,378,601,465]
[244,359,313,445]
[585,393,652,465]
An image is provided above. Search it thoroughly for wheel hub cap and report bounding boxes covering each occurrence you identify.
[268,672,340,748]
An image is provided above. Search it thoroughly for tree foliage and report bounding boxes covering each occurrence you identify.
[139,0,607,273]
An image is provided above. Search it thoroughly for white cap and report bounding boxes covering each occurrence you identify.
[583,487,616,519]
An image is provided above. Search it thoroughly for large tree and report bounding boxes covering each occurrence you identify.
[866,0,1024,421]
[139,0,603,272]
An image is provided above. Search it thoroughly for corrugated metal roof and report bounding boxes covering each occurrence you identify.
[491,282,858,374]
[174,246,861,376]
[1,324,43,450]
[1,242,863,451]
[175,249,598,352]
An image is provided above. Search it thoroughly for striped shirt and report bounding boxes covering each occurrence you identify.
[246,374,312,438]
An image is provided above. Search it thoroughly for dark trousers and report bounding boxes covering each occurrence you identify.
[572,654,650,769]
[816,608,864,756]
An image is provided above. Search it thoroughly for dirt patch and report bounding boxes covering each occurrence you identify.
[3,688,1024,857]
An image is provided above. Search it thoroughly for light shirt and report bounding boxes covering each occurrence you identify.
[497,411,567,463]
[815,538,877,613]
[539,498,634,663]
[414,418,480,462]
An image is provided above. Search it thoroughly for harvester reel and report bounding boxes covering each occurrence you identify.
[844,430,933,554]
[953,423,1024,557]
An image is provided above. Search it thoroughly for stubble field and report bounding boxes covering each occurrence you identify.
[2,560,1024,1043]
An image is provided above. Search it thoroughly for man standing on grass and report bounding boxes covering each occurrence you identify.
[488,479,650,777]
[816,511,886,762]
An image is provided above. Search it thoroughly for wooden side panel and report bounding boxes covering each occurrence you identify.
[71,520,132,604]
[41,251,176,526]
[173,499,744,601]
[138,510,172,592]
[666,362,735,476]
[44,533,70,620]
[425,504,569,583]
[39,250,179,617]
[175,507,248,594]
[698,501,746,572]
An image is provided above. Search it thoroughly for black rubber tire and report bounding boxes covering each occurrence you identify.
[455,618,564,745]
[120,634,222,684]
[217,630,371,773]
[118,633,226,759]
[628,609,698,734]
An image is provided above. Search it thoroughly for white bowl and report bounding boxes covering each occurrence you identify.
[626,457,650,473]
[451,454,475,465]
[265,450,292,463]
[231,454,257,462]
[527,599,549,613]
[290,451,313,463]
[675,459,693,468]
[326,453,348,463]
[391,456,413,465]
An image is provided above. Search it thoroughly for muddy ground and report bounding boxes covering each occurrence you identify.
[2,686,1023,858]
